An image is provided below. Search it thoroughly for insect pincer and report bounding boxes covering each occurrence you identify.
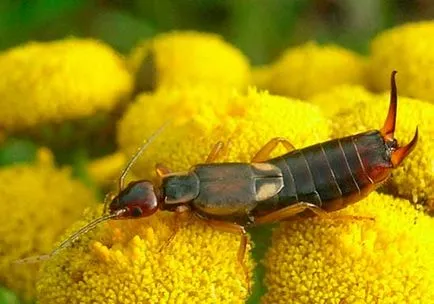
[380,71,418,168]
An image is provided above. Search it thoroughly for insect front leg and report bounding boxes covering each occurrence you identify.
[155,163,172,177]
[252,137,295,162]
[159,205,192,252]
[206,140,231,163]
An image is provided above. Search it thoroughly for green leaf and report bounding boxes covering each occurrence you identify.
[0,286,22,304]
[247,224,275,303]
[0,138,38,166]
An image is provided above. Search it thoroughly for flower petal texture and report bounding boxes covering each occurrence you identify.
[117,87,331,179]
[0,38,133,130]
[267,42,366,99]
[369,21,434,102]
[331,93,434,205]
[310,84,374,117]
[263,192,434,304]
[36,208,254,304]
[0,149,97,300]
[129,31,250,91]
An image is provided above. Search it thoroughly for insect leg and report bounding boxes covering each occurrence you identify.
[253,202,329,224]
[204,219,250,290]
[159,205,191,252]
[252,137,295,162]
[155,163,172,177]
[205,141,225,163]
[254,202,374,225]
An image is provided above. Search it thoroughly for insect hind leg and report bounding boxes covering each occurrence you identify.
[253,202,374,225]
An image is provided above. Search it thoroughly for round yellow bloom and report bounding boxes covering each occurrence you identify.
[87,152,127,186]
[0,38,133,131]
[263,192,434,304]
[129,31,250,91]
[117,87,331,179]
[0,149,98,300]
[268,42,366,99]
[331,92,434,205]
[37,207,254,303]
[251,65,272,90]
[310,84,374,117]
[369,21,434,102]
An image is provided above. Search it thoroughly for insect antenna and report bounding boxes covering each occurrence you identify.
[14,123,169,265]
[102,122,170,214]
[118,122,170,191]
[13,209,126,264]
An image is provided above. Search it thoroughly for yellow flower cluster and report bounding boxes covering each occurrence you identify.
[129,31,251,92]
[368,21,434,102]
[263,192,434,303]
[0,149,97,300]
[37,207,254,304]
[0,38,132,131]
[310,84,374,117]
[87,151,128,187]
[263,42,366,99]
[117,87,331,179]
[330,91,434,204]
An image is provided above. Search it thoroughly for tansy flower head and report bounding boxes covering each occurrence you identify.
[87,151,135,190]
[117,87,331,179]
[368,21,434,102]
[251,65,272,91]
[267,41,366,99]
[0,148,98,301]
[331,92,434,206]
[263,192,434,303]
[36,206,254,304]
[0,38,132,131]
[129,31,251,92]
[310,84,374,117]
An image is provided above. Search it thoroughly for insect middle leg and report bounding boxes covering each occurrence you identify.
[252,137,295,162]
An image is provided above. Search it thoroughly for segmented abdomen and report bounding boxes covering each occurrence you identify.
[266,131,385,211]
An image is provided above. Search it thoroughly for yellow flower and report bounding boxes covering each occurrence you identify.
[267,42,366,99]
[0,148,98,300]
[0,38,133,131]
[310,84,374,117]
[117,87,331,179]
[331,92,434,205]
[129,31,250,92]
[368,21,434,102]
[251,65,272,91]
[36,207,254,304]
[263,192,434,304]
[87,152,127,187]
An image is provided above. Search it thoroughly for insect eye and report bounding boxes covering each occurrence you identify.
[131,207,143,217]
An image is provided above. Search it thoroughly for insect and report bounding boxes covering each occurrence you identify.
[16,71,417,280]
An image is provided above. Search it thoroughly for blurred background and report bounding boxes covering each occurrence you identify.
[1,0,434,65]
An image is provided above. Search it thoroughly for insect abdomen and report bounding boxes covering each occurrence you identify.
[267,131,390,212]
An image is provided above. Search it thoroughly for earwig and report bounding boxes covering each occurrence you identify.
[15,72,418,282]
